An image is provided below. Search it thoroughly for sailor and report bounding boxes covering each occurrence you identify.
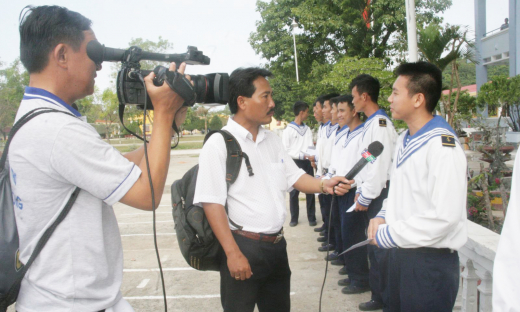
[282,101,317,227]
[367,62,467,312]
[349,74,397,311]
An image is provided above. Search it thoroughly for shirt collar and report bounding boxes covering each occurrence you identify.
[226,116,267,143]
[337,124,349,133]
[24,87,82,117]
[290,121,305,127]
[404,115,456,144]
[350,123,364,133]
[365,108,388,123]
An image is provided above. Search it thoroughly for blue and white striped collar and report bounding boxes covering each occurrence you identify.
[326,122,339,138]
[334,125,349,145]
[396,116,458,168]
[365,108,389,123]
[288,121,308,136]
[343,123,364,148]
[23,87,82,117]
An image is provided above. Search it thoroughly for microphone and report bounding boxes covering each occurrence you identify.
[344,141,384,180]
[86,40,211,65]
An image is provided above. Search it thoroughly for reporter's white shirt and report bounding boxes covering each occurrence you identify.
[194,117,305,234]
[10,87,141,312]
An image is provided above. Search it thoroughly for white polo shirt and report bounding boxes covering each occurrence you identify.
[194,117,305,234]
[10,87,141,312]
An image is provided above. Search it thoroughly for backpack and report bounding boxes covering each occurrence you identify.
[0,108,80,312]
[171,130,254,271]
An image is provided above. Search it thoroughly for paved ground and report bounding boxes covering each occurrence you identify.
[116,150,372,312]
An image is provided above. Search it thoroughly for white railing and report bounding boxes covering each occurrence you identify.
[458,221,501,312]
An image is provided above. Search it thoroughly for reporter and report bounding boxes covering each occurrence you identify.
[10,6,188,312]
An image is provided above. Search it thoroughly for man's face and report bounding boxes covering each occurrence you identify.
[67,30,102,100]
[351,86,366,113]
[322,100,332,122]
[240,76,275,125]
[336,102,349,128]
[388,75,416,122]
[313,103,323,122]
[301,108,309,121]
[330,103,338,125]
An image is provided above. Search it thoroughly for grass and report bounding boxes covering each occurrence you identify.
[115,141,203,154]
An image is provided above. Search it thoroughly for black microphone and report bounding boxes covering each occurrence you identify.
[344,141,384,180]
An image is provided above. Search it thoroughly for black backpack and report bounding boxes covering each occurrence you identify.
[171,130,253,271]
[0,108,80,312]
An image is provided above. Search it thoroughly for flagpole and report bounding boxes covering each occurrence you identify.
[405,0,418,62]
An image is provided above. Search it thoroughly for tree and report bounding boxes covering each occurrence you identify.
[477,75,520,131]
[100,88,120,141]
[183,107,204,134]
[0,59,28,139]
[418,23,476,127]
[209,114,223,130]
[196,106,210,133]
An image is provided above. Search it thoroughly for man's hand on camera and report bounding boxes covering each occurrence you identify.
[144,62,191,118]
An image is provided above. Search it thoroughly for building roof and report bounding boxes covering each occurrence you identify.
[442,84,477,96]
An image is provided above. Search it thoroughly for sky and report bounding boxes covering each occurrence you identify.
[0,0,510,93]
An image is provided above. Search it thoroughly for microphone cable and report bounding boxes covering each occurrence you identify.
[318,193,337,312]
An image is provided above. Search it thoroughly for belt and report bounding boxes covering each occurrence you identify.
[399,247,454,254]
[232,229,284,244]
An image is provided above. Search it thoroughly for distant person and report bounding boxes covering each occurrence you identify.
[493,151,520,311]
[367,62,468,312]
[282,101,317,227]
[10,5,188,311]
[193,67,351,312]
[501,18,509,30]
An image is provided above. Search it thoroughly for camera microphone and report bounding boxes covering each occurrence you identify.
[344,141,384,180]
[86,41,210,65]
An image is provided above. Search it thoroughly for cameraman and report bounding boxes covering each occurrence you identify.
[9,6,188,312]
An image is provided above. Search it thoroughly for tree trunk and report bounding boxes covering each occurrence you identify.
[480,163,495,230]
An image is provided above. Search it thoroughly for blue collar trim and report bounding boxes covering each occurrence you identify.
[23,87,82,117]
[326,123,339,138]
[288,121,308,136]
[365,109,389,122]
[343,124,364,148]
[396,116,458,168]
[334,125,350,145]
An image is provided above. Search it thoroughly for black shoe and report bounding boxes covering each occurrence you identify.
[331,259,343,266]
[341,284,370,294]
[358,300,384,311]
[318,244,335,252]
[324,251,339,261]
[321,242,328,246]
[309,221,317,226]
[319,230,326,237]
[338,266,348,275]
[338,278,351,286]
[289,222,298,227]
[314,225,325,232]
[317,236,327,242]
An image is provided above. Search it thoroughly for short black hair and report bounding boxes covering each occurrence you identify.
[313,95,325,107]
[293,101,308,116]
[336,94,354,111]
[395,62,443,113]
[322,93,340,108]
[19,5,92,73]
[349,74,380,103]
[228,67,273,114]
[330,96,340,107]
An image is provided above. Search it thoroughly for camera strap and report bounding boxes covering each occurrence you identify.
[164,71,197,106]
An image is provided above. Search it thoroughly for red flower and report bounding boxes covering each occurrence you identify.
[495,178,501,185]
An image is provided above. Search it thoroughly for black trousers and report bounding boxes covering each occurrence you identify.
[338,187,370,286]
[289,159,316,223]
[331,196,343,255]
[320,194,335,245]
[366,182,390,304]
[219,233,291,312]
[384,249,460,312]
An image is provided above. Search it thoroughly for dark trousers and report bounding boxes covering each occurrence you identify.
[319,194,335,246]
[366,182,390,304]
[289,159,316,223]
[331,196,343,255]
[219,233,291,312]
[384,249,460,312]
[338,188,369,286]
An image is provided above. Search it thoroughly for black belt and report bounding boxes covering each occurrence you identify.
[398,247,454,254]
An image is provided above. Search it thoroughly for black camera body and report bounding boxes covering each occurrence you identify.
[87,41,229,108]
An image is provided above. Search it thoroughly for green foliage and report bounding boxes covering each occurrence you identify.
[477,75,520,131]
[183,108,204,133]
[209,114,223,130]
[0,59,28,139]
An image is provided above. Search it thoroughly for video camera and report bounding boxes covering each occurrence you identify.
[86,40,229,108]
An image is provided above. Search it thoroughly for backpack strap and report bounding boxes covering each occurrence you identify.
[0,107,77,170]
[1,107,80,300]
[203,130,255,231]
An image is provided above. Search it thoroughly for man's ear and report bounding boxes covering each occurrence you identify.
[237,95,247,111]
[413,93,426,109]
[53,43,69,69]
